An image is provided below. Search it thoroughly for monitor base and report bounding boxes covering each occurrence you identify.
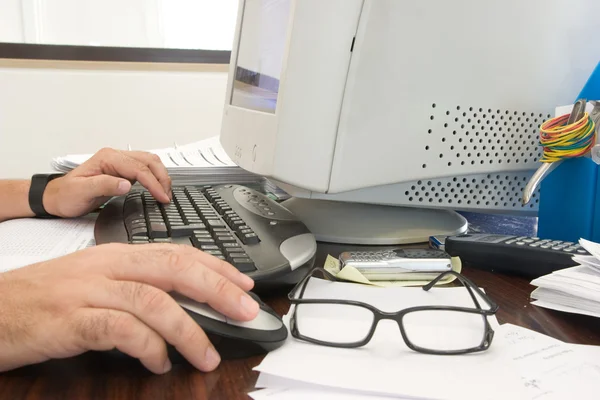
[281,198,468,245]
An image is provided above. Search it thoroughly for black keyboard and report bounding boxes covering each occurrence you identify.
[94,184,317,287]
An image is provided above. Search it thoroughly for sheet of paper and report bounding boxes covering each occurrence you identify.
[498,323,600,400]
[579,238,600,260]
[531,299,600,318]
[254,278,524,400]
[249,386,408,400]
[573,255,600,271]
[0,216,96,273]
[254,374,420,399]
[323,254,461,287]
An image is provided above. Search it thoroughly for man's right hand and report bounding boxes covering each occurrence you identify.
[0,243,259,374]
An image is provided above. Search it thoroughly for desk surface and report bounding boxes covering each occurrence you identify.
[2,242,600,400]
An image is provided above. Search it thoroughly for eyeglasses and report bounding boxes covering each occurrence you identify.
[287,267,499,355]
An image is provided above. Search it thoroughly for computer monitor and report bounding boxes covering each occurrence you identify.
[220,0,600,244]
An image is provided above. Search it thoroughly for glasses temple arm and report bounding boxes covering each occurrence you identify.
[423,270,497,311]
[288,267,339,301]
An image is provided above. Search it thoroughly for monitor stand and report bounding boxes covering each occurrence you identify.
[281,198,468,245]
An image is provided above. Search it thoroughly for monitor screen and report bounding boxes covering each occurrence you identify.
[230,0,290,114]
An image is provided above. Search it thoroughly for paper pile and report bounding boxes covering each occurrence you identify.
[249,278,600,399]
[51,136,262,186]
[531,238,600,318]
[250,277,527,400]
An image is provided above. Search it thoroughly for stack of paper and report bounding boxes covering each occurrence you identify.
[250,278,527,400]
[530,239,600,318]
[51,136,262,186]
[249,277,600,399]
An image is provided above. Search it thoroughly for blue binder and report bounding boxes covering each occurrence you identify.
[537,61,600,242]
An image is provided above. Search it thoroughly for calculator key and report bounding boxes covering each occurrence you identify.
[522,239,534,243]
[540,245,551,249]
[516,242,525,245]
[505,239,517,244]
[577,249,588,254]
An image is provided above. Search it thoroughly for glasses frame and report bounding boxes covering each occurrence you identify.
[287,267,499,355]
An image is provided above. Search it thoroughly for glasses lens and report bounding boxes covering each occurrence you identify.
[402,310,487,352]
[294,303,374,344]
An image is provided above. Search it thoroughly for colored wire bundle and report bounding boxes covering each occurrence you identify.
[539,112,596,162]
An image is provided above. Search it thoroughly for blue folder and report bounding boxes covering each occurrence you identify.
[537,61,600,242]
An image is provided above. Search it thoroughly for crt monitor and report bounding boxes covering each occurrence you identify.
[220,0,600,245]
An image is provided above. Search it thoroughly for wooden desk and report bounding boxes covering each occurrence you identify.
[2,243,600,400]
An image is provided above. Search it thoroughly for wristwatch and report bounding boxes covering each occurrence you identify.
[28,173,65,218]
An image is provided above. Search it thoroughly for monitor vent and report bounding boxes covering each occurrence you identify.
[424,104,551,169]
[403,172,539,212]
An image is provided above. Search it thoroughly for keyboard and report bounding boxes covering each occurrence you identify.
[94,184,317,287]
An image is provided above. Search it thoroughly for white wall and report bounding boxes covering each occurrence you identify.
[1,0,239,50]
[0,0,23,42]
[0,62,229,178]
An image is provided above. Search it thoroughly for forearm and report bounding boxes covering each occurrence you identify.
[0,180,35,222]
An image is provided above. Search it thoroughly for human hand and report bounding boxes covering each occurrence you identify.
[42,148,172,218]
[0,243,258,374]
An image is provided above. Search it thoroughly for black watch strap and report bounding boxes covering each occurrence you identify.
[29,173,65,218]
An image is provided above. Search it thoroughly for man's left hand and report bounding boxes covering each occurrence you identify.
[43,148,172,218]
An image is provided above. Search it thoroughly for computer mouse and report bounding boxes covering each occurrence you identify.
[169,291,288,361]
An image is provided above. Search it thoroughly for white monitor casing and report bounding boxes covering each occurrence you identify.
[220,0,600,243]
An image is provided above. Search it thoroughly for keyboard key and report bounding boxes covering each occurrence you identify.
[218,206,232,215]
[223,248,244,257]
[153,238,172,243]
[231,258,256,273]
[191,236,215,248]
[201,213,219,219]
[170,224,207,237]
[227,252,248,259]
[206,219,226,228]
[237,232,260,245]
[201,245,220,251]
[131,227,148,238]
[212,228,230,235]
[149,222,168,238]
[216,235,237,244]
[205,250,224,257]
[222,242,241,248]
